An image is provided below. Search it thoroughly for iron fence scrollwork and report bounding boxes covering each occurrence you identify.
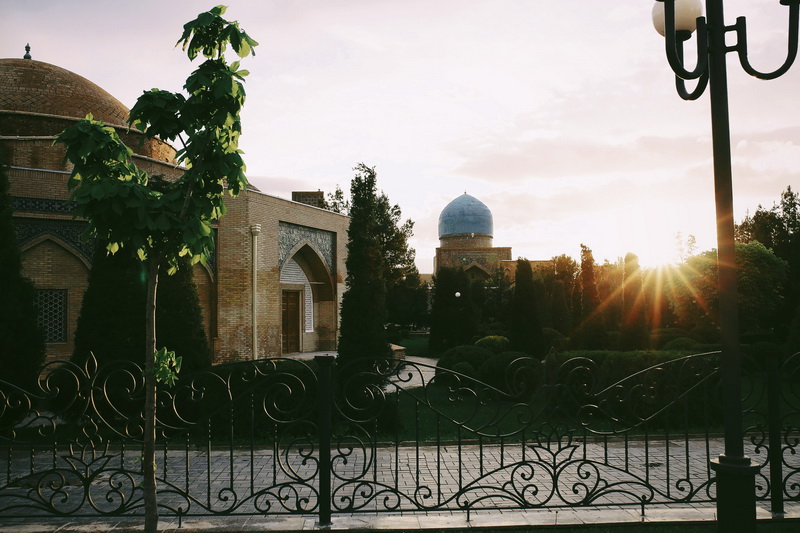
[1,350,799,524]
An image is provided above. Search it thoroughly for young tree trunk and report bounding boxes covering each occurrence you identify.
[143,259,160,533]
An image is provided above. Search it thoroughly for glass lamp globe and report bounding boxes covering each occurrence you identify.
[652,0,703,36]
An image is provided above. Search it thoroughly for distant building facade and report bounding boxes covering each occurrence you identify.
[1,55,349,364]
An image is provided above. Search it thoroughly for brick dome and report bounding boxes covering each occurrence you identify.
[0,57,177,171]
[0,58,129,127]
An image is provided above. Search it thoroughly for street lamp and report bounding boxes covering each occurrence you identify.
[652,1,800,531]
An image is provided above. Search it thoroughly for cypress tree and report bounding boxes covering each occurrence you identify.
[155,257,212,374]
[72,243,146,366]
[337,164,391,363]
[509,259,546,357]
[619,253,648,349]
[0,163,46,387]
[73,244,212,372]
[573,244,607,348]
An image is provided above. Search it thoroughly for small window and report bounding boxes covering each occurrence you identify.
[36,289,68,343]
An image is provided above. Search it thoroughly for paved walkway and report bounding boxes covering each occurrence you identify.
[1,502,798,532]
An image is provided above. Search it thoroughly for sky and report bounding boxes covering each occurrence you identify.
[3,1,799,272]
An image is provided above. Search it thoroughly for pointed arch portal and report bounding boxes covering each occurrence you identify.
[279,243,336,354]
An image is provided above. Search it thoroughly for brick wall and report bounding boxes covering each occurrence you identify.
[20,238,89,362]
[215,190,349,360]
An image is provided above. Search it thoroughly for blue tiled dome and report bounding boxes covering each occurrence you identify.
[438,194,493,238]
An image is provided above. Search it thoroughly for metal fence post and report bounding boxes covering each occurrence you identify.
[766,351,784,515]
[315,355,335,526]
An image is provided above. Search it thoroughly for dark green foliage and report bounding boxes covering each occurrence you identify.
[386,270,428,328]
[0,163,46,386]
[324,180,421,329]
[477,350,530,392]
[429,267,479,353]
[668,242,787,333]
[619,253,648,350]
[436,344,493,375]
[474,335,509,354]
[786,301,800,355]
[475,267,512,337]
[542,327,567,352]
[72,244,146,366]
[549,279,571,335]
[570,272,582,337]
[509,259,546,357]
[337,164,391,363]
[572,245,607,349]
[73,245,212,372]
[155,257,212,373]
[735,186,800,346]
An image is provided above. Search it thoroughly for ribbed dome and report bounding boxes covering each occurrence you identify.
[438,193,493,239]
[0,58,129,126]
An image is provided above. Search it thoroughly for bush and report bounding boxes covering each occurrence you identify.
[662,337,700,352]
[542,328,565,353]
[451,361,478,380]
[689,325,719,344]
[477,351,530,392]
[479,321,509,338]
[650,327,690,349]
[475,335,510,354]
[436,345,493,375]
[742,341,781,359]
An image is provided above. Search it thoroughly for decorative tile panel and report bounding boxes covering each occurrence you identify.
[278,222,335,273]
[14,218,94,262]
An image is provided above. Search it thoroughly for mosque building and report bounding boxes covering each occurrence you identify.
[434,193,514,280]
[0,52,349,365]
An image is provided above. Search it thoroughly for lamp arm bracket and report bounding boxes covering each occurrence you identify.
[676,70,709,100]
[735,5,800,80]
[664,17,709,81]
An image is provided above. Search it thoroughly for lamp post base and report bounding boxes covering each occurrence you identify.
[710,455,760,533]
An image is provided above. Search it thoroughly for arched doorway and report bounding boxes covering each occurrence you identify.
[279,244,336,354]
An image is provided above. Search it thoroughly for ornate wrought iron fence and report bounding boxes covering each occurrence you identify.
[1,350,798,525]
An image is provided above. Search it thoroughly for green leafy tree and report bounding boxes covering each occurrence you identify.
[0,163,46,387]
[736,186,800,343]
[337,164,391,363]
[323,184,350,214]
[55,7,256,531]
[669,242,788,334]
[509,259,546,357]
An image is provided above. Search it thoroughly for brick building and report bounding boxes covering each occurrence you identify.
[1,55,349,364]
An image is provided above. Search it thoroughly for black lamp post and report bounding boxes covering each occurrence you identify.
[652,1,799,531]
